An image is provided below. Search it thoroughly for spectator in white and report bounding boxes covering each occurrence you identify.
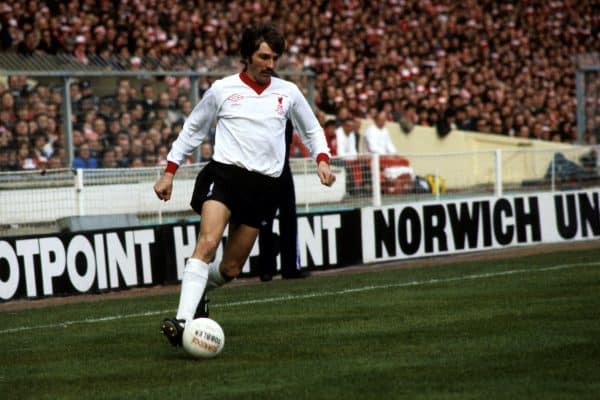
[334,117,364,195]
[335,117,358,158]
[363,110,415,193]
[363,111,397,155]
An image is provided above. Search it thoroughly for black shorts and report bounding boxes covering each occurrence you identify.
[190,160,281,229]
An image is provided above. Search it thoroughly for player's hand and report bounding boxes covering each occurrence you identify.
[317,161,336,187]
[154,173,174,201]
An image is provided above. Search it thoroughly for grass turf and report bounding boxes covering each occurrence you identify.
[1,247,599,399]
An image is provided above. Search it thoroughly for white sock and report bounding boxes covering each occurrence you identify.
[205,261,230,291]
[175,258,208,323]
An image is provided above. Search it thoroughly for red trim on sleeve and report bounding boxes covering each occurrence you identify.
[165,161,179,174]
[316,153,330,165]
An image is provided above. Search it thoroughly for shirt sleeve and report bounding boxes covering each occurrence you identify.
[288,85,331,160]
[166,86,219,166]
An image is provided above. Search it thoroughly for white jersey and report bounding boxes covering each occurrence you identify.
[167,73,330,177]
[363,123,397,155]
[335,126,358,158]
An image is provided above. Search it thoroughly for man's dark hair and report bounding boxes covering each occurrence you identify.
[239,23,285,64]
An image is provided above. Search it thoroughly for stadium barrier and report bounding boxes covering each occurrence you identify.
[1,188,599,302]
[1,145,598,235]
[1,143,599,302]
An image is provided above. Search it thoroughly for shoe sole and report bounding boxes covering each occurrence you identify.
[161,320,182,347]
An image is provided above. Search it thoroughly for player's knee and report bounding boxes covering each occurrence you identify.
[219,260,243,279]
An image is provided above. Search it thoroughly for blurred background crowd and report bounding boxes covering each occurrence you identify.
[0,0,599,171]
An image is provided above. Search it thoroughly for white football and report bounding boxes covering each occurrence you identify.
[182,318,225,359]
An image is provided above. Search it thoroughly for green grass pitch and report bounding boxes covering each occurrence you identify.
[1,246,599,399]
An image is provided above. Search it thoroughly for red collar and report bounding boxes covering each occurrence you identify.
[240,71,270,95]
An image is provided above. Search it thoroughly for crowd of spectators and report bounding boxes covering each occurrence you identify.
[0,74,193,170]
[0,0,599,172]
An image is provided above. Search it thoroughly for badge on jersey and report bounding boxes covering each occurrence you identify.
[276,96,285,115]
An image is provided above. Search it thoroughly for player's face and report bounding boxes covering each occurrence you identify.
[246,41,279,85]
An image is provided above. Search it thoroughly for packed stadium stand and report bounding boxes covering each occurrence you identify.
[0,0,599,171]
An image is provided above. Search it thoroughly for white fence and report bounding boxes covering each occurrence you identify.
[1,147,599,236]
[0,163,346,225]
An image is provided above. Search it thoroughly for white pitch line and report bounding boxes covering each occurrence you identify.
[1,261,597,335]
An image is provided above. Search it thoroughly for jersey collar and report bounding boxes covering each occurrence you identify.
[240,71,270,95]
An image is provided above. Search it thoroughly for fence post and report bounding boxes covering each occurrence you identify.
[75,168,84,216]
[494,149,503,197]
[63,76,74,168]
[371,154,381,207]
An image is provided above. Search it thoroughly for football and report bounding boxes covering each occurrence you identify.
[182,318,225,359]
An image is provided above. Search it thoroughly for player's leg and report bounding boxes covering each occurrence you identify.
[161,200,229,347]
[177,200,230,320]
[194,211,264,321]
[193,220,259,318]
[220,220,260,278]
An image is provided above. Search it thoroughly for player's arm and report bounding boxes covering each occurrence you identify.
[317,156,336,187]
[154,87,219,201]
[289,87,336,187]
[154,172,174,201]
